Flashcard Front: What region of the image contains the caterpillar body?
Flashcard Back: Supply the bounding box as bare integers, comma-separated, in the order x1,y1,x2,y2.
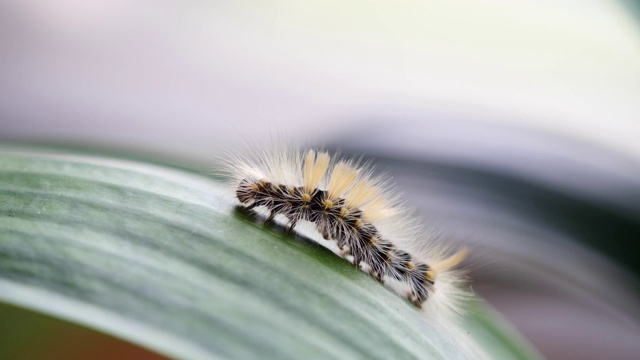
226,147,467,315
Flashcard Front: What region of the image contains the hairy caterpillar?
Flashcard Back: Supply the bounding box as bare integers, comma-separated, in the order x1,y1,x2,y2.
225,147,467,315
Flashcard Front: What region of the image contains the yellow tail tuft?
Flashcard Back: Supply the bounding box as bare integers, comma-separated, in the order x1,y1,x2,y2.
430,248,468,275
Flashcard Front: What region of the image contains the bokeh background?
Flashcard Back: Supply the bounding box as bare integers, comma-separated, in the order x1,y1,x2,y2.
1,1,640,359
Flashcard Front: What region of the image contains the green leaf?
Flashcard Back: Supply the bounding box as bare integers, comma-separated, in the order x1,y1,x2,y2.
0,145,539,359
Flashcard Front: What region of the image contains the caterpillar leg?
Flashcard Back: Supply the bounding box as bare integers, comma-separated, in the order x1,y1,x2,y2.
285,220,298,234
264,211,276,224
244,202,258,211
368,269,384,283
338,246,350,257
405,290,423,308
411,298,423,309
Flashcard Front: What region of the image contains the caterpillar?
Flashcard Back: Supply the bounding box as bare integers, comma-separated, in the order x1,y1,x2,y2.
225,147,467,314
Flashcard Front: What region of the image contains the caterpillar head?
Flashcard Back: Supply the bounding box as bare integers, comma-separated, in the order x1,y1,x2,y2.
236,178,269,205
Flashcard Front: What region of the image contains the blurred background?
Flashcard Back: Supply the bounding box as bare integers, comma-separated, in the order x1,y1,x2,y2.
1,1,640,359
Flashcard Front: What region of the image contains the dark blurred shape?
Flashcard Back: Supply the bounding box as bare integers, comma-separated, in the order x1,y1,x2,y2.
0,301,167,360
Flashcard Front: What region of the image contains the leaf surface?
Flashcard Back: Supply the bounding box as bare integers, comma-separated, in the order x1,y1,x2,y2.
0,146,539,359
